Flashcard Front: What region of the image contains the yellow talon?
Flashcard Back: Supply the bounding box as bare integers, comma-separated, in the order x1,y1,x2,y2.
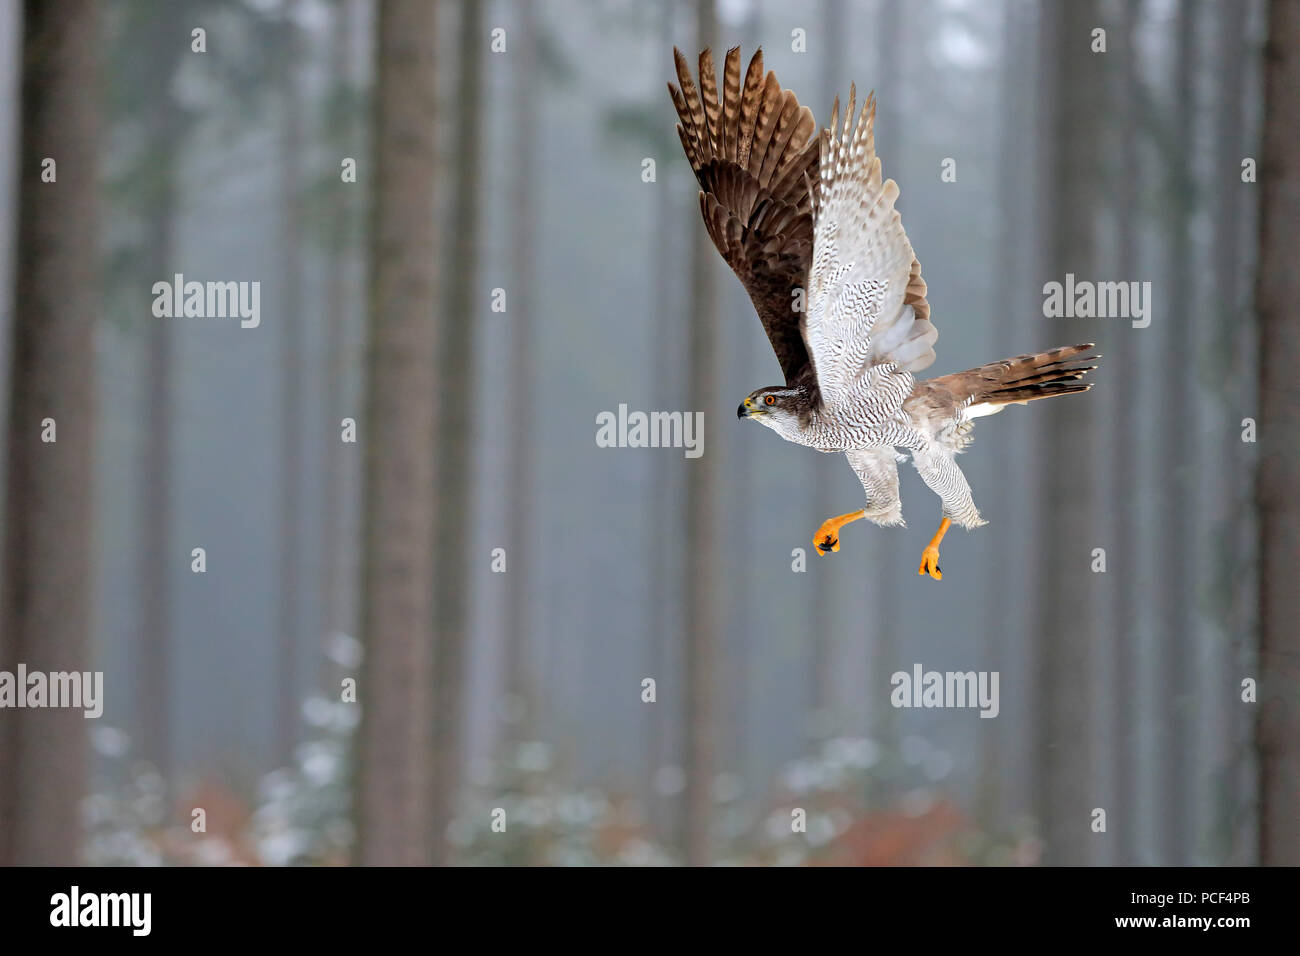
917,517,951,581
813,510,864,556
917,546,942,580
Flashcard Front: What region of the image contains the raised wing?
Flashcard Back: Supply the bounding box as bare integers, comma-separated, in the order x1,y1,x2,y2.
669,46,820,388
804,88,936,405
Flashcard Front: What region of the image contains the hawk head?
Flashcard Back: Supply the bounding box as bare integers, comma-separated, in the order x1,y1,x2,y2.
738,385,815,439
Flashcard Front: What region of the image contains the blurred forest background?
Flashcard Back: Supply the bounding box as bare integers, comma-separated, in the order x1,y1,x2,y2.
0,0,1296,866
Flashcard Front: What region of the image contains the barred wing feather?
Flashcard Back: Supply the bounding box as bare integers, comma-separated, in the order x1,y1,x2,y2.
803,88,936,405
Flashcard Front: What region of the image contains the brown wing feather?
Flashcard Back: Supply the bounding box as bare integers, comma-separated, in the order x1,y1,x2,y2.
905,258,929,322
669,46,819,388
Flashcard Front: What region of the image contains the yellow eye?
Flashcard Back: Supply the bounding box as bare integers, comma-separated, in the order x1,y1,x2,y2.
764,395,776,406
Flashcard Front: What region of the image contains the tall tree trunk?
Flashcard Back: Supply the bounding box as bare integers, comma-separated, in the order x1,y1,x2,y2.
1034,0,1105,865
1211,0,1253,866
979,0,1032,834
431,0,484,866
1157,0,1198,864
646,0,680,843
352,0,439,867
134,7,187,783
276,0,304,768
1108,0,1142,863
319,0,359,661
500,0,538,738
1255,0,1300,868
136,142,175,781
682,0,719,868
0,0,100,866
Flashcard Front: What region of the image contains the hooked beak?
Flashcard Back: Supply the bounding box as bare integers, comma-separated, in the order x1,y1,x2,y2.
738,397,757,419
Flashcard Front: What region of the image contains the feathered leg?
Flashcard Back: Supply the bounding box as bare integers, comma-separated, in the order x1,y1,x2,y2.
909,442,985,580
814,448,905,556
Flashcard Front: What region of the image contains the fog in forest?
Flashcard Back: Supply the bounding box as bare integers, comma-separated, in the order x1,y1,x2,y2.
1,0,1295,867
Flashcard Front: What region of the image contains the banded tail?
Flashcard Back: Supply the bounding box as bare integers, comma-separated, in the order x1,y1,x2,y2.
939,343,1100,416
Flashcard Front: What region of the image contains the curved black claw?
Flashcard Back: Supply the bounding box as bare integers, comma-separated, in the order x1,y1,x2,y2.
815,535,838,555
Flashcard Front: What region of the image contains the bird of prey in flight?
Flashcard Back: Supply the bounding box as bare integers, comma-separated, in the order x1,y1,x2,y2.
669,47,1098,579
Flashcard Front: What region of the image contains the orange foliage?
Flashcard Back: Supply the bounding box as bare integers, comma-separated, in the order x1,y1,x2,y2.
154,779,261,866
812,799,970,866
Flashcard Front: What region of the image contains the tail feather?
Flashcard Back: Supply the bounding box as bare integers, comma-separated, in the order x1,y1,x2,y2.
984,380,1094,405
953,343,1100,410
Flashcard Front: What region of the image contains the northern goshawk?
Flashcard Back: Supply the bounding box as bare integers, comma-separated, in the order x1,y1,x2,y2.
669,46,1098,579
